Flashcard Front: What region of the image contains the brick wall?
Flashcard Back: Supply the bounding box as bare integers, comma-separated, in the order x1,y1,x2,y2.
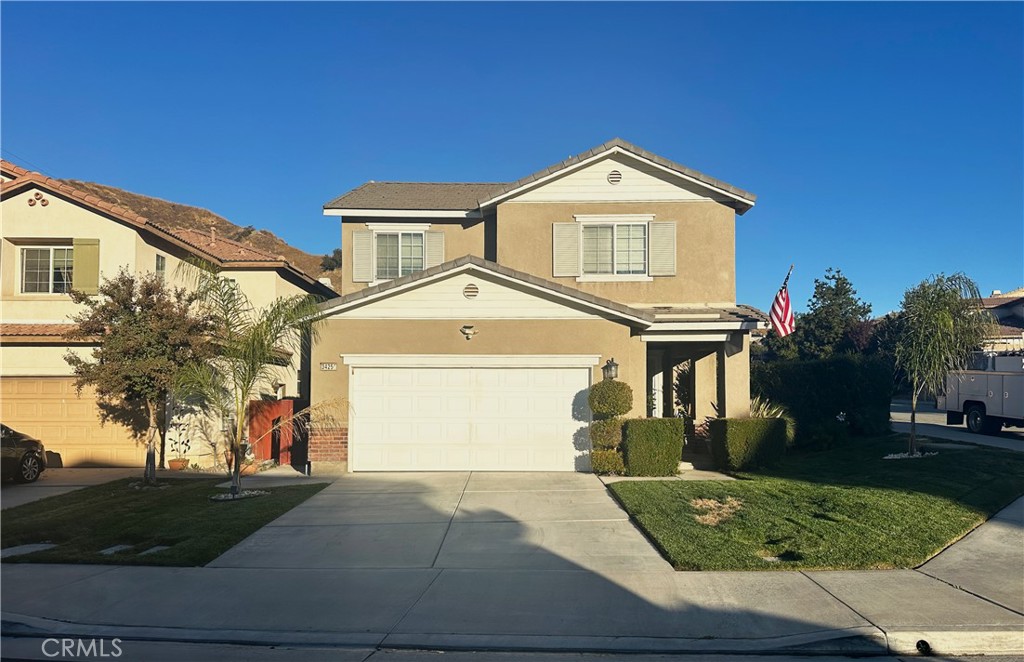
309,427,348,462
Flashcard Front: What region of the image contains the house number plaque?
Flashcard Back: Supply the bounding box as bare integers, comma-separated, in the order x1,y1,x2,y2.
320,362,338,371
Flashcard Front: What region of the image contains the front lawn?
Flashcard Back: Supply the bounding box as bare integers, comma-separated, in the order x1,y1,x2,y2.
610,435,1024,571
1,477,327,566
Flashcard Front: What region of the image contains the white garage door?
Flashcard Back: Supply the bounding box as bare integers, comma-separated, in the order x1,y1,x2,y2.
349,363,592,471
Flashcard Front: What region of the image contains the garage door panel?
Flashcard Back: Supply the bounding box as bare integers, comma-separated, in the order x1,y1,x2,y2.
0,377,145,467
350,364,591,472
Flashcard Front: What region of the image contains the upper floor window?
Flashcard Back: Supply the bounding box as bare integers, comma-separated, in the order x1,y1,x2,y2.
155,254,167,281
351,224,443,285
581,223,647,276
552,215,675,281
376,232,424,280
21,246,73,294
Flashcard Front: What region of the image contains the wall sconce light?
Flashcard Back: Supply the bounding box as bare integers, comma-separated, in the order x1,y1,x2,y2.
460,325,478,340
271,381,285,398
602,358,619,381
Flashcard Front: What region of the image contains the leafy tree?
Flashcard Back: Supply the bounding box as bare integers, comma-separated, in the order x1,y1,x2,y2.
176,264,325,495
760,268,871,361
64,269,212,483
895,273,995,454
321,248,344,271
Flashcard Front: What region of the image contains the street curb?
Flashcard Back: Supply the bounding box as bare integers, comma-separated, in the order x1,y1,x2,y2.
5,612,1022,656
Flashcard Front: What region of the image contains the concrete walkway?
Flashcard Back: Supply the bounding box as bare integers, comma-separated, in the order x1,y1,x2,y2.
1,472,1021,659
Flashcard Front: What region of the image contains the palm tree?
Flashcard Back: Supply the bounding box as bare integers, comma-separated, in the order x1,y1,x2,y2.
895,273,995,455
177,263,324,495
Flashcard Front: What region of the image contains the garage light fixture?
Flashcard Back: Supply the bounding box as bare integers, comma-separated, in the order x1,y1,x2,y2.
602,358,619,380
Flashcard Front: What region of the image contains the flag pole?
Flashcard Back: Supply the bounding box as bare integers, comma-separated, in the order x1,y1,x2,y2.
781,264,794,289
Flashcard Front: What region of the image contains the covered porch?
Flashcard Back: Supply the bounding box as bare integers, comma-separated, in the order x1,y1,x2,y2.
639,306,766,422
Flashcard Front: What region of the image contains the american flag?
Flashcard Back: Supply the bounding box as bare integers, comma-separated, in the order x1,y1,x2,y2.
770,267,795,337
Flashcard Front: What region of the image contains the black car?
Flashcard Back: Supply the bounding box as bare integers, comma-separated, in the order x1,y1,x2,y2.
1,424,47,483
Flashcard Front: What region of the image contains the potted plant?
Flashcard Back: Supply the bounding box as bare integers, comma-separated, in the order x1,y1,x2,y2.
168,437,190,471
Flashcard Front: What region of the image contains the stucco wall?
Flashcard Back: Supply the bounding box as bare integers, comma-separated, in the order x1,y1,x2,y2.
338,217,486,294
496,200,735,306
2,189,140,321
310,317,646,427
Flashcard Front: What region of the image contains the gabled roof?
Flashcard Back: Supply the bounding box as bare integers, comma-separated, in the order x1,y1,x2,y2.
316,254,655,326
477,138,757,213
0,161,335,296
323,138,757,217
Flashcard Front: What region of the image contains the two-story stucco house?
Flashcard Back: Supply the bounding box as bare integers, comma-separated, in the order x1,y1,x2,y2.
309,139,766,472
0,160,336,468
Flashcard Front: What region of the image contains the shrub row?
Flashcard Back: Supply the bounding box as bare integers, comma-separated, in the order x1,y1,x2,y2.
752,355,892,448
623,418,684,477
709,417,788,471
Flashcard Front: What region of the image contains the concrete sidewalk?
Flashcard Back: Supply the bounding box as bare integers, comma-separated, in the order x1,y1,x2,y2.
3,495,1022,658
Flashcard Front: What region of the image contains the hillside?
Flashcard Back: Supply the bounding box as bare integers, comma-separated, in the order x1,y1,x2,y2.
60,179,341,291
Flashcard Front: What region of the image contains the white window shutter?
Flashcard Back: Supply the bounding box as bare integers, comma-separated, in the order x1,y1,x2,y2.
425,231,445,268
649,222,676,277
351,230,373,283
552,223,580,277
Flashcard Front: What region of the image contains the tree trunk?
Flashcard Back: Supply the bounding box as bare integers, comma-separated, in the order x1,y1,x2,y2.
157,397,167,470
908,382,918,456
144,402,158,485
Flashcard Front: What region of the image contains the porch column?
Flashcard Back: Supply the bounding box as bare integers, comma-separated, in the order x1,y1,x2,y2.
693,351,718,421
716,333,750,418
647,350,663,418
661,356,675,418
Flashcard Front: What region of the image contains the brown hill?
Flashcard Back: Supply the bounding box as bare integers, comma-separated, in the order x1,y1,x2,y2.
60,179,341,291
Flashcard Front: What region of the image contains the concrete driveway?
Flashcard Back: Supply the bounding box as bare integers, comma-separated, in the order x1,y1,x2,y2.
209,472,671,573
0,467,141,510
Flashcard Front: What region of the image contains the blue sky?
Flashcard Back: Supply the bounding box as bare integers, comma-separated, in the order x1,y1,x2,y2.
2,2,1021,314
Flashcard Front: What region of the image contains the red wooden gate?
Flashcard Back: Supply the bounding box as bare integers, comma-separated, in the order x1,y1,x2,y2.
248,399,294,465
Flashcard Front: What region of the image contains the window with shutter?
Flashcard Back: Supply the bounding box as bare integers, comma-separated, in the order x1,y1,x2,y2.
563,215,676,281
71,238,100,295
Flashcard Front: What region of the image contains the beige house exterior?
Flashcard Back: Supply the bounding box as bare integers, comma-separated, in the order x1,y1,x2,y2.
981,289,1024,352
0,161,335,468
312,139,766,472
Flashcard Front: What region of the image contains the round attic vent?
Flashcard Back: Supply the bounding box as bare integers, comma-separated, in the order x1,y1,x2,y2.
463,283,480,299
607,170,622,185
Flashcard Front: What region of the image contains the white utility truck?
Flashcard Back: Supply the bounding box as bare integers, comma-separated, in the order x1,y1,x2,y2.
937,352,1024,434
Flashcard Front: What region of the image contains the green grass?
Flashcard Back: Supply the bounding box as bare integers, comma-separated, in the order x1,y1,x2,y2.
1,477,327,566
610,434,1024,571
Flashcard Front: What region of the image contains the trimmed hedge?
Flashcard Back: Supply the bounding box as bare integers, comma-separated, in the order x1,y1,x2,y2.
709,417,788,472
590,418,624,450
752,355,892,448
591,449,625,475
589,380,633,420
623,418,684,477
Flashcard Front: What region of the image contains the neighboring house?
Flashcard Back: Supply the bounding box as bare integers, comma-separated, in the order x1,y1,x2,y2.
982,288,1024,352
0,161,336,468
310,138,767,472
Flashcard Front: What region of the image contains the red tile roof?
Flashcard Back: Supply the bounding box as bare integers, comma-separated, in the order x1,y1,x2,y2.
0,160,334,295
167,228,284,264
0,323,77,337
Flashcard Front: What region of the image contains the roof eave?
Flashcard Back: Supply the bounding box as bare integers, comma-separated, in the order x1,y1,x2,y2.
323,208,482,219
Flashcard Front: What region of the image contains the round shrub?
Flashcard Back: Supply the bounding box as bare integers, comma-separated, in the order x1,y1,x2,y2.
591,449,625,475
590,418,624,450
589,380,633,420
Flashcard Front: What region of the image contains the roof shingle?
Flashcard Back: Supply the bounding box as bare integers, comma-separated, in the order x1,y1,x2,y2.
324,182,505,211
